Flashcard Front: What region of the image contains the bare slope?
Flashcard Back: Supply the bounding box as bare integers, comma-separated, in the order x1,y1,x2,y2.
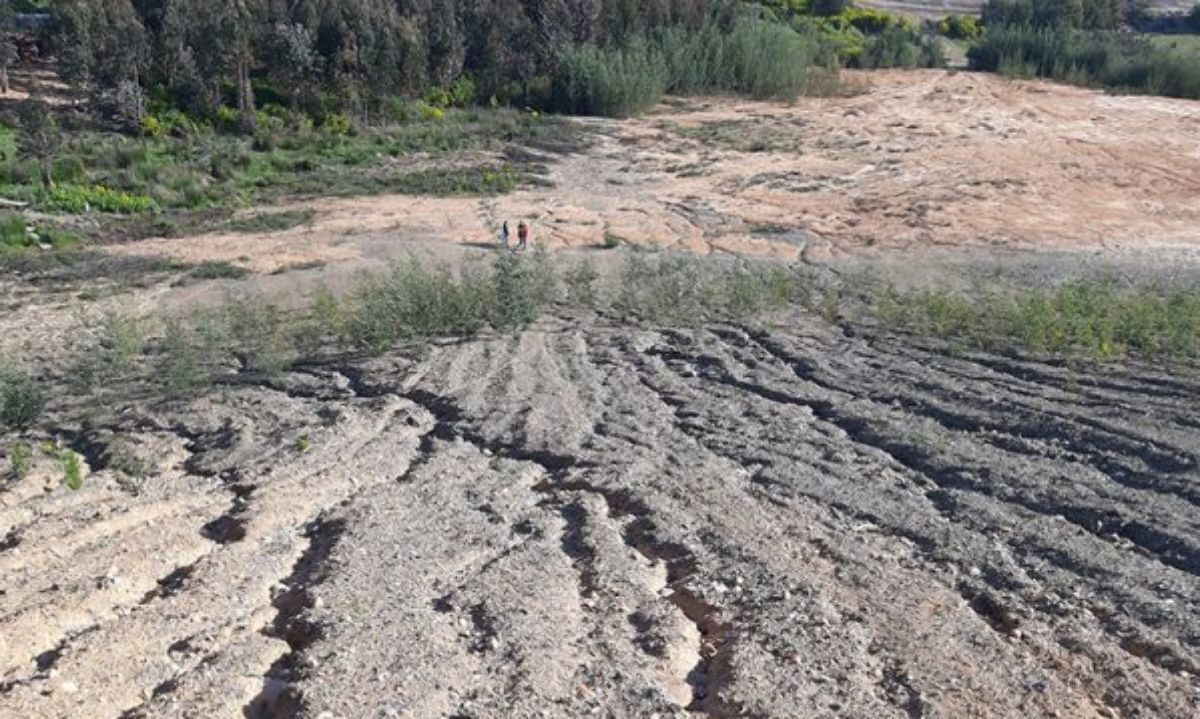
2,311,1197,718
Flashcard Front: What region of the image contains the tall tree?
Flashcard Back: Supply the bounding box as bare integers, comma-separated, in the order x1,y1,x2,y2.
0,1,15,95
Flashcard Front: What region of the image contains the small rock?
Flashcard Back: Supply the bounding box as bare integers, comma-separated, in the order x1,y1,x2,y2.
59,680,78,694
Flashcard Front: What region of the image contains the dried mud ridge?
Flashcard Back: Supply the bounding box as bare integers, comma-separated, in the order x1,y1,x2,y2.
2,314,1199,718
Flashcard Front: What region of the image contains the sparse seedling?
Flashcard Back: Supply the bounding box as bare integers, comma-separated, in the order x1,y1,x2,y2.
61,451,84,491
8,442,31,480
295,436,311,453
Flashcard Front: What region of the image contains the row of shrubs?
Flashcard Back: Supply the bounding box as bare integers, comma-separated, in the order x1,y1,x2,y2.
968,26,1200,100
549,18,838,117
874,279,1200,360
63,250,806,400
7,248,1200,436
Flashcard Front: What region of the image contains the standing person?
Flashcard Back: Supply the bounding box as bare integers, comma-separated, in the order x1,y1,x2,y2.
499,221,510,248
517,221,529,250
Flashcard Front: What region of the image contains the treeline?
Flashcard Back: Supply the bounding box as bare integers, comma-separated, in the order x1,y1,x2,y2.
0,0,958,127
12,0,740,128
968,0,1200,100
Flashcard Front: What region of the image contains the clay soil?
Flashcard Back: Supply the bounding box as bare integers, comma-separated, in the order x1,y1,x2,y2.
1,71,1199,719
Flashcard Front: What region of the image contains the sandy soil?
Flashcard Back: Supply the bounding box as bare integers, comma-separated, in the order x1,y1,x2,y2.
107,71,1200,273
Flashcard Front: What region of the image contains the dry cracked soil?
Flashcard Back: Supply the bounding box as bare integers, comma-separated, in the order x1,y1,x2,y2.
2,70,1200,719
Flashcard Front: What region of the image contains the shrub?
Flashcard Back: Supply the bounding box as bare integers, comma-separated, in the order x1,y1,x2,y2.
551,40,668,118
938,14,982,40
0,368,44,431
872,278,1200,361
8,442,31,480
75,309,148,389
564,258,600,307
661,18,832,100
190,261,250,280
320,112,354,136
140,114,166,139
61,451,84,491
968,27,1200,100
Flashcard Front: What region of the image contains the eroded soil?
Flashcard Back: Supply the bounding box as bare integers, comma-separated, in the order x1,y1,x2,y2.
3,70,1200,718
2,311,1198,718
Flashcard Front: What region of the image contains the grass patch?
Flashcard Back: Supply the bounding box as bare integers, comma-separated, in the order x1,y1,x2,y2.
869,279,1200,361
189,261,251,280
384,164,519,197
220,209,316,234
673,121,791,153
612,253,799,324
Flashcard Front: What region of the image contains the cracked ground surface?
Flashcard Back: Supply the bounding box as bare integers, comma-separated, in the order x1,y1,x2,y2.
2,310,1198,718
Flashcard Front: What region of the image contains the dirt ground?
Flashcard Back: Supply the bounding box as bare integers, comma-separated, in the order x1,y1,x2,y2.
2,70,1200,719
2,313,1198,719
858,1,1196,18
106,70,1200,274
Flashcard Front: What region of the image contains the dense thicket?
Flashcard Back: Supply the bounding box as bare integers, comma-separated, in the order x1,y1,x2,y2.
10,0,956,124
43,0,727,123
980,0,1126,31
550,17,833,117
968,25,1200,100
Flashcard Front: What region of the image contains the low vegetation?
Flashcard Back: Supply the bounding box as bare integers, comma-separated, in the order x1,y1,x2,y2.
0,111,569,216
968,0,1200,100
1,245,1197,443
0,366,44,431
871,278,1200,360
969,26,1200,100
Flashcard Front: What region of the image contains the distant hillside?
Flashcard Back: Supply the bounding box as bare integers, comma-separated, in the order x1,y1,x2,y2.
858,0,1196,18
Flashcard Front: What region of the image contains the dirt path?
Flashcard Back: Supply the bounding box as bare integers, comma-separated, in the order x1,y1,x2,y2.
2,311,1197,718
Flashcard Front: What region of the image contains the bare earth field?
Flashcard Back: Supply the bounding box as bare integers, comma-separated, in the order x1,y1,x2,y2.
858,1,1197,18
100,70,1200,274
2,71,1199,718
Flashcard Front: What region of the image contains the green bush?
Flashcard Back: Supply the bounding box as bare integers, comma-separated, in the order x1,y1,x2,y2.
27,184,159,214
551,41,668,118
550,17,835,117
320,112,354,136
662,18,831,100
968,27,1200,100
8,442,31,480
938,14,982,40
614,253,796,324
0,368,45,431
858,26,946,69
61,451,84,491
